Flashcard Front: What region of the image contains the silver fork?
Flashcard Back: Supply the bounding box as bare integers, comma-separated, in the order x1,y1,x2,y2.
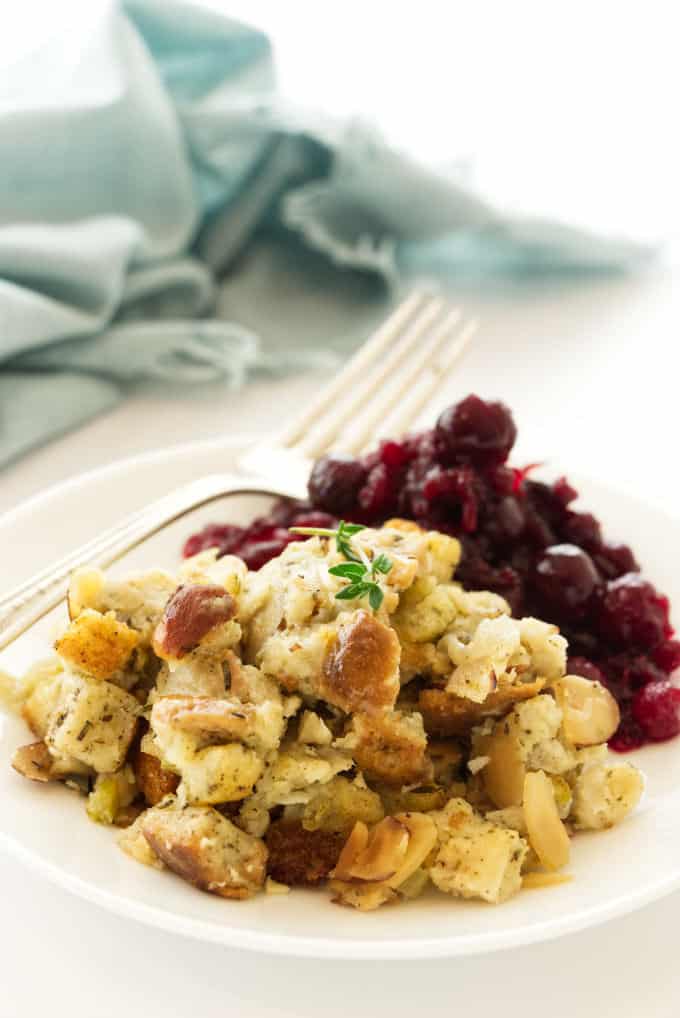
0,290,475,651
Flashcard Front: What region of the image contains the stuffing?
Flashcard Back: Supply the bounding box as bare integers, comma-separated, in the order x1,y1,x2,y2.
68,567,177,644
86,766,138,825
330,812,438,910
443,614,521,703
320,611,401,713
392,584,460,644
133,748,180,806
154,657,228,698
152,584,238,661
8,518,645,913
265,819,345,886
140,804,267,899
151,693,285,755
239,744,353,836
297,710,333,746
11,741,57,783
21,658,65,737
570,761,644,830
259,610,401,714
301,776,384,833
418,677,546,737
428,798,528,903
339,710,432,787
45,674,139,773
55,610,139,683
178,551,247,596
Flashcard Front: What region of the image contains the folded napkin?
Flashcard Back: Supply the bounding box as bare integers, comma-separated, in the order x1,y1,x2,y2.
0,0,653,469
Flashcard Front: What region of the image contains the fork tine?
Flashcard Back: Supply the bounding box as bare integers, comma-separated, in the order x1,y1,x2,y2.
279,289,433,449
365,318,477,448
296,294,449,459
333,311,473,455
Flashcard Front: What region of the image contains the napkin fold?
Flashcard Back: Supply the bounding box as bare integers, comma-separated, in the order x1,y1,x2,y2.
0,0,654,469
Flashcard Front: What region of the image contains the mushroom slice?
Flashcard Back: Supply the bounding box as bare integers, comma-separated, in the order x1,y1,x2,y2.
152,584,237,660
523,770,570,870
11,741,55,783
552,674,620,746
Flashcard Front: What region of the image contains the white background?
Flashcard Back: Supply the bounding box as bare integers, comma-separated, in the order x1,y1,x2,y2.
1,2,680,1015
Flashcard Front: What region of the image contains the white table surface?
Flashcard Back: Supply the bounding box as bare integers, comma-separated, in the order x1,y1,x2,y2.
1,263,679,1017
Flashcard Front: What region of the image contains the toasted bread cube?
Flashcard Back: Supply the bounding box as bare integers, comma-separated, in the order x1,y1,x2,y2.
134,749,180,806
46,675,138,773
429,798,527,903
571,761,644,830
22,663,64,737
141,805,267,899
265,819,345,886
180,743,264,805
345,710,432,787
56,610,139,681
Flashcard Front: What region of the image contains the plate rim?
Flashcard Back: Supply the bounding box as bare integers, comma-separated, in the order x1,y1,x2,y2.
1,434,679,959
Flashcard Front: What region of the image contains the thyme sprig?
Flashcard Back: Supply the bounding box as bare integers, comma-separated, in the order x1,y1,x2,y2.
289,521,392,610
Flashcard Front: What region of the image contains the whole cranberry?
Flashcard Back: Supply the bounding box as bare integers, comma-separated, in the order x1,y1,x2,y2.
182,524,243,559
632,680,680,741
562,511,602,549
290,510,337,530
358,463,394,517
598,574,671,651
608,717,646,753
593,542,640,580
308,455,366,515
435,395,517,466
532,544,600,619
653,639,680,675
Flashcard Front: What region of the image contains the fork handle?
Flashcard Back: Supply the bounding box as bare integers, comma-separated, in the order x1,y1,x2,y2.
0,473,302,653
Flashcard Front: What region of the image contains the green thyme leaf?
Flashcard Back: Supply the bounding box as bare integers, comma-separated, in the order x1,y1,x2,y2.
335,582,371,600
371,553,393,575
328,563,366,580
287,519,391,611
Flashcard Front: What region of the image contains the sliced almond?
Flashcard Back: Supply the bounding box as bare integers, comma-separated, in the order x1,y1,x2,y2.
347,816,409,882
552,674,620,746
523,770,570,870
332,821,370,881
388,812,437,889
479,728,526,808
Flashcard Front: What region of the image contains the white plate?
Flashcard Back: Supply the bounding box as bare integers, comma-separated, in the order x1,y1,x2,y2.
0,436,679,960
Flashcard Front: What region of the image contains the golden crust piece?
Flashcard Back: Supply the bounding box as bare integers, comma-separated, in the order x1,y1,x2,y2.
265,819,345,886
56,610,139,681
349,711,433,787
418,677,546,737
133,749,180,806
141,805,267,899
321,611,400,714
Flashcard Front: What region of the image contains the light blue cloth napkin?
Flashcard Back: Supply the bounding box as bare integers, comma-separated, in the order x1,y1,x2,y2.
0,0,653,469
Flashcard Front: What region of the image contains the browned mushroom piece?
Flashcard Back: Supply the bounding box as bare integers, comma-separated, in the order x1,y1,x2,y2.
418,677,546,737
141,806,267,899
133,748,180,806
11,741,56,783
321,611,400,714
264,819,345,886
152,584,237,660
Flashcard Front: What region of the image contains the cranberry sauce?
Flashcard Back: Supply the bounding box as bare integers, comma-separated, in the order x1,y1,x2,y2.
184,395,679,751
